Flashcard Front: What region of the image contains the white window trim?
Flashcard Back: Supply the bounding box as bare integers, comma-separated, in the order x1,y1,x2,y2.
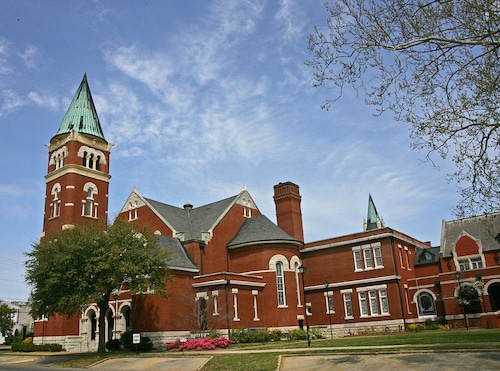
212,290,219,316
232,288,239,321
342,292,353,319
352,243,383,272
252,290,259,321
324,291,334,314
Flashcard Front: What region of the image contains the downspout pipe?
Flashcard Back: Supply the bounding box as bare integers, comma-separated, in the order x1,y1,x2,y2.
390,229,407,329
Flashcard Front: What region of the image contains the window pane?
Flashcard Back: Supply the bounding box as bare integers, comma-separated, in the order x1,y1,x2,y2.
359,292,368,316
364,249,373,268
373,246,383,267
471,258,483,269
344,293,352,317
354,250,363,270
379,289,389,314
459,260,469,271
369,290,378,314
276,262,285,306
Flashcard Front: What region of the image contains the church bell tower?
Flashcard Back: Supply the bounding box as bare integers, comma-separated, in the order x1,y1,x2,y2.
43,74,113,238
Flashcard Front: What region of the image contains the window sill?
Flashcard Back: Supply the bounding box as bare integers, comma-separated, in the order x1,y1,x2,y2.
277,305,288,309
82,215,98,220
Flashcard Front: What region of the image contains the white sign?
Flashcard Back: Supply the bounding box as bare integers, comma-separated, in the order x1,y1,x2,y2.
132,333,141,344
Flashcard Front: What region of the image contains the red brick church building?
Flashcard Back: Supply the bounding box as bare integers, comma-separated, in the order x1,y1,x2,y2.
33,75,500,351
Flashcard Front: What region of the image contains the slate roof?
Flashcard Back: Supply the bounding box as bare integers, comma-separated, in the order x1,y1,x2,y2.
440,212,500,258
227,215,302,248
53,73,106,142
144,195,238,240
157,235,198,272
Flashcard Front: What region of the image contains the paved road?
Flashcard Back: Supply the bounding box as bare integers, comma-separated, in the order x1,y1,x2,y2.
1,351,499,370
279,352,500,371
89,356,212,370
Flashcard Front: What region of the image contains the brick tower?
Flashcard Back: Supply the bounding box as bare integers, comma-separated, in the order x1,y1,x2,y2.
273,181,304,242
43,74,112,238
35,74,112,343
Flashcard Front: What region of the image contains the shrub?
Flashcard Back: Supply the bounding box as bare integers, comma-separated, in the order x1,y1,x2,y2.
407,323,424,332
231,329,278,343
120,331,133,349
207,330,222,338
22,337,33,344
309,328,325,339
11,343,35,352
269,329,282,341
288,329,307,340
11,343,63,352
105,339,121,351
138,336,153,351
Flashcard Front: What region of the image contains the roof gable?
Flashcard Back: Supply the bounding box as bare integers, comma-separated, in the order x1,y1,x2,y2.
440,212,500,257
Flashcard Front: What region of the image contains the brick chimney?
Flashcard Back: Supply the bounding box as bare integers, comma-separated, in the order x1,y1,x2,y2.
273,181,304,242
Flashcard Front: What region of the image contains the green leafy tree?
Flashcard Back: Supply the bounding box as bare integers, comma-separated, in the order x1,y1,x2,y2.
0,303,15,338
25,218,172,353
307,0,500,217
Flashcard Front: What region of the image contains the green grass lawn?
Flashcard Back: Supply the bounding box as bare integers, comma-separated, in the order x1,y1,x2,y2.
45,328,500,370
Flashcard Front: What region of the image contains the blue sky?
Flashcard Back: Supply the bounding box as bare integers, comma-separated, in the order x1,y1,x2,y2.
0,0,458,302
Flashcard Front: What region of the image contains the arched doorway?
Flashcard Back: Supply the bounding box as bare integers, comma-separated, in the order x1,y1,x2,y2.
88,309,97,341
488,282,500,311
106,309,114,341
121,305,132,333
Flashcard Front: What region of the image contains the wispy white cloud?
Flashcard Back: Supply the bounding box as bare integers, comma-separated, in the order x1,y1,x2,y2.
18,44,38,69
0,90,25,117
275,0,306,43
28,91,60,111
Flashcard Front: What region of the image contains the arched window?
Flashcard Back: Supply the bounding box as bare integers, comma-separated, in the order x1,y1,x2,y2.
50,146,68,170
78,146,106,170
276,261,286,306
294,261,301,307
417,292,436,316
51,183,61,218
85,188,94,217
83,182,98,218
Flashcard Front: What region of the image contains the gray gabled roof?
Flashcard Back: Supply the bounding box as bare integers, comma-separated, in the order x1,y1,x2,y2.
53,73,106,142
144,195,239,240
414,246,440,266
440,212,500,258
157,235,198,272
227,215,302,248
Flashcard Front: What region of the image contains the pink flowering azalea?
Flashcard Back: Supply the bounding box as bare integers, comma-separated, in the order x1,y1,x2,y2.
166,336,233,351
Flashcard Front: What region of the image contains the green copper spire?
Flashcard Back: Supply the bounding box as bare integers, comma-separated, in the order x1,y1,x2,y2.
53,74,106,142
366,194,384,230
